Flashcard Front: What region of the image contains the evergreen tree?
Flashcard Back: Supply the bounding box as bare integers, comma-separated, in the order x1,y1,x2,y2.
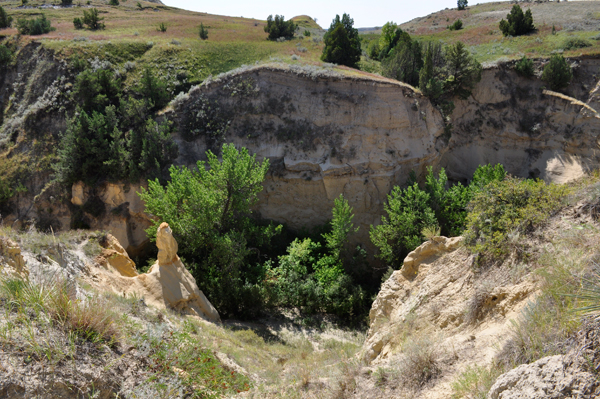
0,6,13,29
199,22,208,40
457,0,468,11
541,54,572,91
264,15,296,40
321,13,361,68
499,5,534,37
444,41,482,99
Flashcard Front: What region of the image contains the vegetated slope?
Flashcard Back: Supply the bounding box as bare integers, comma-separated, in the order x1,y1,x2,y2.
395,1,600,63
0,227,364,398
3,171,600,398
3,0,324,73
350,174,600,399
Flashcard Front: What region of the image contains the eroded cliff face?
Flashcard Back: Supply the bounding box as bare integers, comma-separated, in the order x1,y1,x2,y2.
169,65,446,240
444,58,600,184
166,61,600,242
1,46,600,254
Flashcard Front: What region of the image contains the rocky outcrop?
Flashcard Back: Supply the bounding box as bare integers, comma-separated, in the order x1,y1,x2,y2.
90,224,220,322
488,318,600,399
0,237,28,277
97,234,138,278
488,355,599,399
401,236,463,279
169,61,600,246
360,236,538,398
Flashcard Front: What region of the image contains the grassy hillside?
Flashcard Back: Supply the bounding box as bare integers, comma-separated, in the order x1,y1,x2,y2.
0,0,326,86
366,1,600,64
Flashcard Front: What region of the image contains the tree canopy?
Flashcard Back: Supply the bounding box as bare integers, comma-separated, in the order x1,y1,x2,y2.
499,5,534,37
321,13,361,68
264,15,296,40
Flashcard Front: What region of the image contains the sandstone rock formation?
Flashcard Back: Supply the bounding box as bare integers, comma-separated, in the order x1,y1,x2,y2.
488,355,599,399
90,224,220,322
97,234,138,277
401,236,462,279
0,237,28,277
360,236,538,398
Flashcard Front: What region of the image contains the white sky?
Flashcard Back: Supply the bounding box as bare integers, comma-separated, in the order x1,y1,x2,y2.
161,0,505,29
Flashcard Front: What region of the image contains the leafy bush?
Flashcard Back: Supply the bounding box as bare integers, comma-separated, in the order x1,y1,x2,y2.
371,164,506,268
268,195,367,318
138,144,281,318
448,19,463,31
541,54,572,91
157,22,167,32
198,22,208,40
370,182,437,267
321,13,361,68
304,29,311,37
0,6,13,29
0,45,13,68
264,14,296,41
563,37,591,50
61,0,73,5
464,177,569,261
457,0,468,11
514,56,534,77
108,0,119,5
73,17,83,29
82,8,104,30
16,14,55,35
499,5,534,37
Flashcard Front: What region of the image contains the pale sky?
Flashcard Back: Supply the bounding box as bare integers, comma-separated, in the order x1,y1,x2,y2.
161,0,505,29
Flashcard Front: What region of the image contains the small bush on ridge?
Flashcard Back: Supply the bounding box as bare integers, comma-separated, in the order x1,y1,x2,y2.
499,5,534,37
515,56,534,77
16,14,54,35
541,54,572,91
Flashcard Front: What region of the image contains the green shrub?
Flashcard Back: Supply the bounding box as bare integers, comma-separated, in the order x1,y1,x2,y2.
457,0,468,11
541,54,572,91
448,19,463,31
157,22,167,32
464,177,569,261
61,0,73,5
73,17,83,29
382,36,423,86
514,56,534,77
303,29,311,37
138,65,170,111
108,0,119,5
138,144,281,318
82,8,104,30
0,45,12,68
264,14,296,41
563,37,591,50
269,195,367,318
499,5,534,37
198,22,208,40
370,182,437,267
371,164,506,268
321,13,361,68
0,6,13,29
16,14,55,35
